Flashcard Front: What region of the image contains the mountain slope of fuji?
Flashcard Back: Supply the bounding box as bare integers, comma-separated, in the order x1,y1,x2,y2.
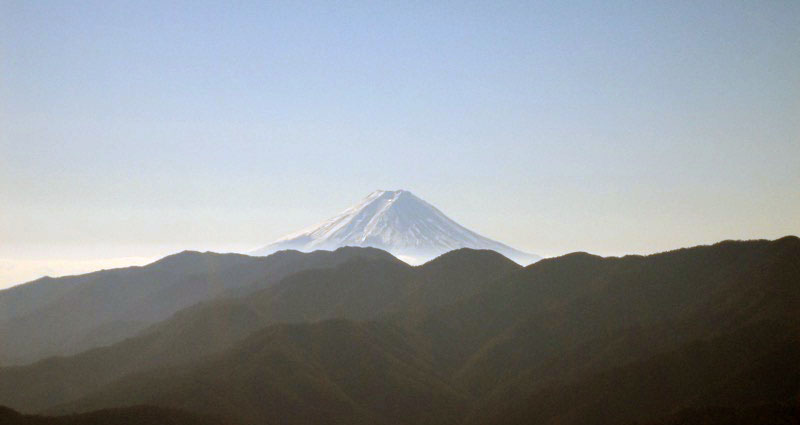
252,190,540,265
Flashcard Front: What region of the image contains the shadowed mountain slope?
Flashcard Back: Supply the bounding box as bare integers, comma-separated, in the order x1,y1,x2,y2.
449,236,800,424
0,237,797,425
59,321,467,425
0,248,517,413
0,247,395,366
638,404,799,425
0,405,220,425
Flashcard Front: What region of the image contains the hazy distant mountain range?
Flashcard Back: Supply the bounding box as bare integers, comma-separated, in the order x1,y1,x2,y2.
0,236,797,425
252,190,540,265
0,248,393,365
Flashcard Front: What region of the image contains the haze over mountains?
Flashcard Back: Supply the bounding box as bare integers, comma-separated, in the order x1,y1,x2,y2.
0,248,394,365
0,236,797,425
5,1,798,423
0,189,535,366
252,190,540,265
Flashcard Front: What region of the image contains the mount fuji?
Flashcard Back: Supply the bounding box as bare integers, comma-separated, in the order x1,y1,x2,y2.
252,190,540,265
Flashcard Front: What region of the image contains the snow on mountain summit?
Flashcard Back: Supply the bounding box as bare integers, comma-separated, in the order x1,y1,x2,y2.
252,190,540,265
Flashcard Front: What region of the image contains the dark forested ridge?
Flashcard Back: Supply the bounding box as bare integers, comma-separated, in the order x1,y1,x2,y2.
0,237,797,425
0,247,397,366
0,405,220,425
0,248,517,413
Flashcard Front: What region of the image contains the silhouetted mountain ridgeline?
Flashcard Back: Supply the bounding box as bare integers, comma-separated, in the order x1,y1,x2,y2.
0,237,796,425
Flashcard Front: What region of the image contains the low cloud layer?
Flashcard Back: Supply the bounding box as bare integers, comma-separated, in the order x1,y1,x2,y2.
0,257,154,289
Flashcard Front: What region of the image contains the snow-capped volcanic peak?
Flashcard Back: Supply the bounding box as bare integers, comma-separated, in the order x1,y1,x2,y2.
253,190,539,265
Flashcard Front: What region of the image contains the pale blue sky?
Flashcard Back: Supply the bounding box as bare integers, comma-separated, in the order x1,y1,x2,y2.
1,1,799,287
